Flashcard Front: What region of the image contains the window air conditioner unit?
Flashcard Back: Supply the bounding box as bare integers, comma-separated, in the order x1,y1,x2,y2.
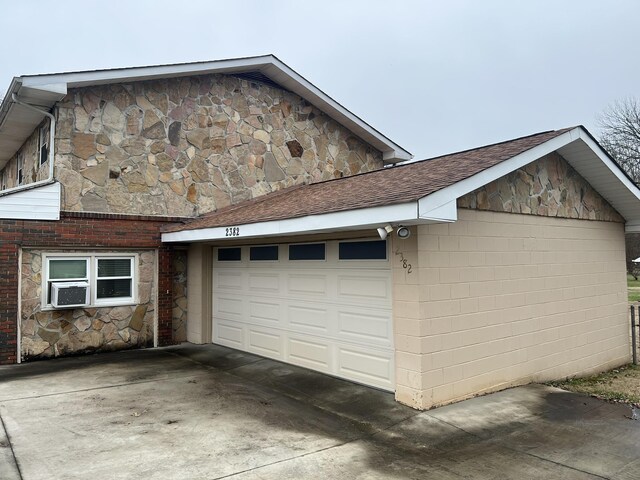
51,282,90,308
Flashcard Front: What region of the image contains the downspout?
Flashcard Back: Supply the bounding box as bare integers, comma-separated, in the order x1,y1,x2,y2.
0,94,56,197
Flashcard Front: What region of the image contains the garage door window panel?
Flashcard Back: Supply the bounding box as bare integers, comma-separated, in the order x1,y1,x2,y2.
289,243,325,261
218,247,242,261
339,240,387,260
250,245,279,261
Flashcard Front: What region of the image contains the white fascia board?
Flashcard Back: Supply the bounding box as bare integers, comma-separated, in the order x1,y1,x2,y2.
19,56,412,163
19,56,275,88
573,129,640,202
419,200,458,222
162,202,419,243
418,129,580,218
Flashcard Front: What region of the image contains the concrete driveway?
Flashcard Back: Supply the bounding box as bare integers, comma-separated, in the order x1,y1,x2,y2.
1,344,639,479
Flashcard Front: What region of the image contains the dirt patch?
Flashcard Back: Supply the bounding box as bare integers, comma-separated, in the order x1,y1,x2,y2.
548,364,640,406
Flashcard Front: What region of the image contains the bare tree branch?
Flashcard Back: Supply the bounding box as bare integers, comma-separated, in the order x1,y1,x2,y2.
598,97,640,184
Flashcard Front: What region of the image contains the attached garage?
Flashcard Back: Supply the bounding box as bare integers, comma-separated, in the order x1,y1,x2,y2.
164,126,640,410
211,240,394,390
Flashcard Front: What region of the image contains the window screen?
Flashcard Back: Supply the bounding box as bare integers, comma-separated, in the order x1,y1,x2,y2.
218,247,242,261
339,240,387,260
250,245,278,261
288,243,325,260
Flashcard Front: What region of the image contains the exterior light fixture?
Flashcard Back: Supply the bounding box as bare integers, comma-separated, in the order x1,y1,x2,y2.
377,224,393,240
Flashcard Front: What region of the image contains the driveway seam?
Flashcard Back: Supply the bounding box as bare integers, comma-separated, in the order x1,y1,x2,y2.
0,408,23,480
0,372,212,402
422,413,610,480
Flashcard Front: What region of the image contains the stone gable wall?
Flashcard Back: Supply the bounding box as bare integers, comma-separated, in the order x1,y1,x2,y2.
0,119,50,189
457,152,624,223
20,249,156,360
54,74,384,216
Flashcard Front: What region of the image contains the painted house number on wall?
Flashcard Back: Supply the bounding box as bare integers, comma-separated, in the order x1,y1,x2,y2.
225,227,240,237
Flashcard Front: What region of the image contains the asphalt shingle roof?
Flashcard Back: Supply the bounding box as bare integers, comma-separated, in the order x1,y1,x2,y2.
163,128,573,233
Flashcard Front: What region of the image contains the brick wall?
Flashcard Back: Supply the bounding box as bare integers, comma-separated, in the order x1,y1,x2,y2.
0,212,184,364
394,209,628,409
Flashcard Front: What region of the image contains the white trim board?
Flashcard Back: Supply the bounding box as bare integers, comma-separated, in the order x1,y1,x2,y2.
162,202,421,243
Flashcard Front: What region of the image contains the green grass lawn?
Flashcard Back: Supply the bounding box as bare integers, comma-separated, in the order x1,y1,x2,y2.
548,364,640,406
628,274,640,302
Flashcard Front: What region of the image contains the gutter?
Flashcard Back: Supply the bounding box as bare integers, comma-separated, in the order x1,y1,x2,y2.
0,93,56,197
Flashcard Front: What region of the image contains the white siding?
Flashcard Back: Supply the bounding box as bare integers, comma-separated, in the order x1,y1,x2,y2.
0,182,60,220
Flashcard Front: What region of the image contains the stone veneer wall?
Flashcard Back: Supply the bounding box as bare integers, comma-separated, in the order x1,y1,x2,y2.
54,74,383,216
20,249,156,360
172,249,187,342
0,119,50,189
457,152,624,222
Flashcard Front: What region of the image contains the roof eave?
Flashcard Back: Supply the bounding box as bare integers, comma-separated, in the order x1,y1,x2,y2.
161,201,438,243
6,55,411,164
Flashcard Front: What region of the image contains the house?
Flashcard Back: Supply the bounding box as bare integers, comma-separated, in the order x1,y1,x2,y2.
1,55,639,410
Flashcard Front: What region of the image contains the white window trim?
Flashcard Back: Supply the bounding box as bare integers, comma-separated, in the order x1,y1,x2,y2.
41,252,138,310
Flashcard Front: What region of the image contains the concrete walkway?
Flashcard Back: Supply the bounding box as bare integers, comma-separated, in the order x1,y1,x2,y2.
0,344,639,479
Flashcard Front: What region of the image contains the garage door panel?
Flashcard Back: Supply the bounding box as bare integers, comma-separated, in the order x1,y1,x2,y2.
287,274,327,296
247,328,284,358
215,322,244,349
337,346,394,390
215,296,244,319
249,272,280,292
215,270,244,290
337,275,390,302
287,336,331,371
337,310,392,346
288,303,330,332
249,300,281,324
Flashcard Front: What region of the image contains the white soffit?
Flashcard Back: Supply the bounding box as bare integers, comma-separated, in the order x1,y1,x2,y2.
0,55,411,168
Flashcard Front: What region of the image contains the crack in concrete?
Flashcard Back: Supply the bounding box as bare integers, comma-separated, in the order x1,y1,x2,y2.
0,408,23,480
0,372,211,403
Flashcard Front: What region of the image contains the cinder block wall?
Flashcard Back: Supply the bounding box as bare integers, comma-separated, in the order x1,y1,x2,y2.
394,209,628,409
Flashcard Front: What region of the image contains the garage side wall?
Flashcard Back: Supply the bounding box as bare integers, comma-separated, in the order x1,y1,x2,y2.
413,210,628,409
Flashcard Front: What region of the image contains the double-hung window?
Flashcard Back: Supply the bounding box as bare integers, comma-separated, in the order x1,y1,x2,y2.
43,254,137,308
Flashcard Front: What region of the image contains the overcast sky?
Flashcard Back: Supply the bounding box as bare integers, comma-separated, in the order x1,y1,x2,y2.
1,0,639,160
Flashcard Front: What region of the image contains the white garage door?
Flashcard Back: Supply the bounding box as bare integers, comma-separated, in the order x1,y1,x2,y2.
212,239,394,391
